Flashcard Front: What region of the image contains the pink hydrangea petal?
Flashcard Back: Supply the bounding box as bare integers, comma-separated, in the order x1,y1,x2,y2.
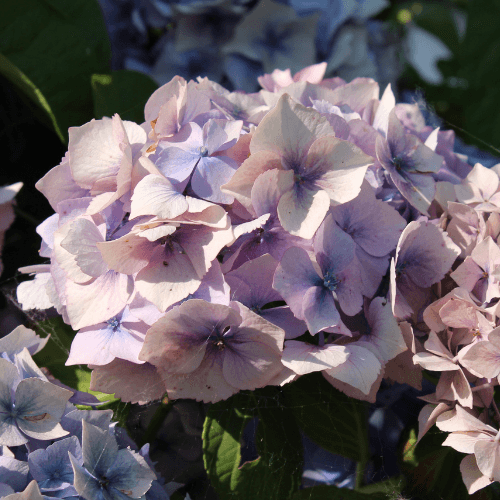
327,78,380,114
474,440,500,481
222,331,283,391
471,236,500,273
158,356,237,403
135,249,202,312
90,359,165,405
413,352,459,371
450,256,485,292
363,297,407,364
281,341,348,375
459,341,500,379
460,455,492,494
97,232,156,275
436,369,473,408
323,344,382,396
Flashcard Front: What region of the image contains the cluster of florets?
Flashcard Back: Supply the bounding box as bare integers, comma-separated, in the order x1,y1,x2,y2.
17,63,495,491
399,161,500,494
0,326,166,499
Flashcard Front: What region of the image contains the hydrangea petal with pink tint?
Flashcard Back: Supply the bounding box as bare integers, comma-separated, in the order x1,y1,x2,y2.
90,359,165,405
258,62,328,92
451,237,500,303
281,340,348,375
455,163,500,211
384,322,423,390
323,344,382,397
460,455,493,494
460,330,500,379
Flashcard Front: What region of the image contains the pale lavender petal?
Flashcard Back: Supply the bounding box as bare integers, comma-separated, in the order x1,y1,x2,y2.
302,285,340,334
191,156,239,204
314,214,355,274
65,271,134,330
273,247,322,320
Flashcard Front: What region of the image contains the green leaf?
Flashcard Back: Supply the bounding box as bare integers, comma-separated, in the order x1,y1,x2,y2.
91,70,158,124
283,372,369,463
0,0,111,142
33,317,117,404
203,387,303,499
401,426,471,500
0,53,64,141
292,485,386,500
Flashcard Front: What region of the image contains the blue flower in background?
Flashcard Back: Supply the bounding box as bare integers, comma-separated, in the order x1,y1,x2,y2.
28,437,81,497
0,359,72,447
69,421,156,500
222,0,318,76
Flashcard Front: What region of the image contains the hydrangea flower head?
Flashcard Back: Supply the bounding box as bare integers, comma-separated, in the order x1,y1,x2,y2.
139,299,285,402
69,420,156,500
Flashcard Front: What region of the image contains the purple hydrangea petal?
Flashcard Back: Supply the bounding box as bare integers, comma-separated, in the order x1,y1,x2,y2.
191,156,239,204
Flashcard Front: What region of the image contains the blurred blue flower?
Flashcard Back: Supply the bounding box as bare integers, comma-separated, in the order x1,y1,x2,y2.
69,421,156,500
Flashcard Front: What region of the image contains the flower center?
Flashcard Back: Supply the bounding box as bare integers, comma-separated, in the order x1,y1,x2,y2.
199,146,209,157
323,271,340,291
107,317,120,331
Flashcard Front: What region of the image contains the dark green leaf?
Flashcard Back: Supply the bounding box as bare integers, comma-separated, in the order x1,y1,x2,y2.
203,387,303,499
402,426,469,500
0,0,111,142
292,485,386,500
91,70,158,124
0,53,64,141
283,372,369,463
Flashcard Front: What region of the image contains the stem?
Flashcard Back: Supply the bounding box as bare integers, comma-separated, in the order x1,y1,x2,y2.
140,395,172,447
355,460,367,490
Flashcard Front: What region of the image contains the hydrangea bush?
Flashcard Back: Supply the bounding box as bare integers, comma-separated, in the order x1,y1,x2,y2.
15,62,500,495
